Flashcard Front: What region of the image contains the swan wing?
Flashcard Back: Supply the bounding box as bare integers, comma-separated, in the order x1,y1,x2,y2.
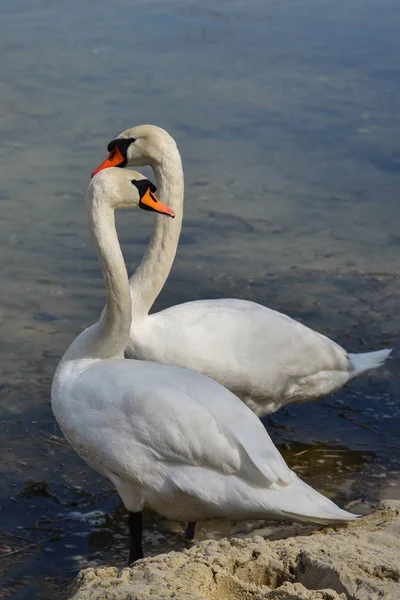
172,365,292,485
70,360,293,488
129,298,353,416
148,298,350,369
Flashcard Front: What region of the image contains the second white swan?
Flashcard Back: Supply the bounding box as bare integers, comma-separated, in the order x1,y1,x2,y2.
91,125,392,417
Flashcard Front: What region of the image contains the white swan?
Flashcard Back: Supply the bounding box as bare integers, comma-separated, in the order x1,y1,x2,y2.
91,125,392,417
52,167,357,563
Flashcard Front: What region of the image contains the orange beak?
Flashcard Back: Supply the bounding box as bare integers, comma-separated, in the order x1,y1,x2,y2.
140,188,175,218
91,147,127,178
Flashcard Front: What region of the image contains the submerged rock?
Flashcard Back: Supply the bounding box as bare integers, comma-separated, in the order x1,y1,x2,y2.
68,500,400,600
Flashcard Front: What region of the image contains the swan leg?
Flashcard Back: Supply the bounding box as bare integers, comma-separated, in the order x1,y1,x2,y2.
128,511,144,564
184,521,197,542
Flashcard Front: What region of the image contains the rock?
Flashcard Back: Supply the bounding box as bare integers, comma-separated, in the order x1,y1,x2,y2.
68,501,400,600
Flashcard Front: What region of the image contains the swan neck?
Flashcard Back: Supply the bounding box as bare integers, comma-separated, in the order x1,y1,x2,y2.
129,148,184,319
69,198,131,360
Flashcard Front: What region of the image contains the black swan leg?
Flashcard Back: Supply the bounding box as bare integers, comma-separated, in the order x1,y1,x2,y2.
128,511,144,564
184,521,197,542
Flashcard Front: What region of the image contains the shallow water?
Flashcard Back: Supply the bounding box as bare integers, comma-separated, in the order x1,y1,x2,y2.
0,0,400,597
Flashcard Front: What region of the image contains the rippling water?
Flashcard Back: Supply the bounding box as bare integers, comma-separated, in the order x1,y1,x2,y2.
1,0,400,597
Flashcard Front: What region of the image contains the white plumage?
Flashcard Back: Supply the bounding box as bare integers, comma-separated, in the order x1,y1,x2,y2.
92,124,391,417
52,167,357,559
53,358,356,525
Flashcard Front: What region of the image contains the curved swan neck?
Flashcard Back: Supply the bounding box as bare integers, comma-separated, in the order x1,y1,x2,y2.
92,199,131,357
129,146,184,319
66,194,132,361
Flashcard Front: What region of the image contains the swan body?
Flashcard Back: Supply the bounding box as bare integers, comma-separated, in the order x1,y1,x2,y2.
91,125,392,417
53,357,356,525
126,298,391,416
52,167,356,559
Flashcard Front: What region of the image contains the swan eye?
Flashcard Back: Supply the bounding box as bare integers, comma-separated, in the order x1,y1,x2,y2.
107,137,136,157
131,179,157,199
133,180,174,217
91,139,135,177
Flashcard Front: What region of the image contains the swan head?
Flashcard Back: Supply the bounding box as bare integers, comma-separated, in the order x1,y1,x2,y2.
87,168,175,216
91,125,178,176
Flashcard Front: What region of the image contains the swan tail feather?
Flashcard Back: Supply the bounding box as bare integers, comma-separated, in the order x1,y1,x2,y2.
268,475,359,525
348,348,392,377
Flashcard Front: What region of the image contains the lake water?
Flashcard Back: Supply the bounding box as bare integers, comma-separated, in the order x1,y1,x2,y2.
0,0,400,597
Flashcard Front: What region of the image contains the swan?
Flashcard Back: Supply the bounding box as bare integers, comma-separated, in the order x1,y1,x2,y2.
91,125,392,418
52,167,357,564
